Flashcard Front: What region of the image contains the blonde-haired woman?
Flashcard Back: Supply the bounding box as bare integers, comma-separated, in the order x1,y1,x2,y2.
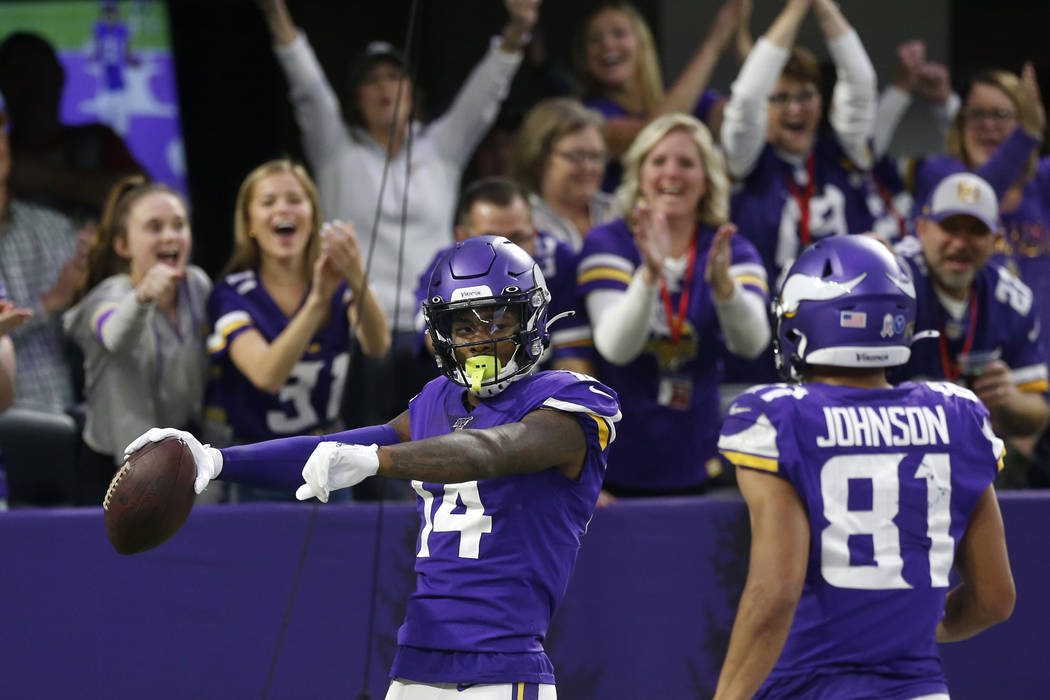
513,97,618,251
573,0,745,192
577,113,770,496
63,176,211,503
205,159,389,500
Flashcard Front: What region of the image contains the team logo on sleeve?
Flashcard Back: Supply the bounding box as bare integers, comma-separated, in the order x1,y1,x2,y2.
451,416,476,431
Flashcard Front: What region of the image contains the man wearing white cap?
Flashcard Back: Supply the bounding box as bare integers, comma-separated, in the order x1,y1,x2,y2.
894,172,1049,441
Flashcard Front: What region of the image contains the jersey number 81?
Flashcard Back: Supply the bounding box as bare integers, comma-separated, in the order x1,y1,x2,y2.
820,453,954,590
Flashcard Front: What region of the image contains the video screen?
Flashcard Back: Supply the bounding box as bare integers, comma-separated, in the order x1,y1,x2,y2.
0,0,187,194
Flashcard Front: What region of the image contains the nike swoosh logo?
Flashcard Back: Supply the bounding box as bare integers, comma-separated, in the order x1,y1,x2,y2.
729,405,751,415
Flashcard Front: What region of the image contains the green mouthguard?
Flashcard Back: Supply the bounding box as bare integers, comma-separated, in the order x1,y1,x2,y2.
464,355,501,392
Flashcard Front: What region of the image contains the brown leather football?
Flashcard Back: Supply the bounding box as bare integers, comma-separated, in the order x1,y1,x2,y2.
103,436,196,555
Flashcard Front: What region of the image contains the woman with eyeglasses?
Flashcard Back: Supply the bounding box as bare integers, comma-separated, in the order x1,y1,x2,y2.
720,0,888,382
913,64,1047,250
721,0,887,276
512,98,620,251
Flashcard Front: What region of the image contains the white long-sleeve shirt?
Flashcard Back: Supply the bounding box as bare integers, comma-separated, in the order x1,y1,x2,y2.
274,33,522,331
722,31,877,179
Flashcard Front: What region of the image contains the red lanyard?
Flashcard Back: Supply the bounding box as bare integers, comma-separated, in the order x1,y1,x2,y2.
783,153,816,245
659,233,699,346
872,173,908,240
937,289,978,381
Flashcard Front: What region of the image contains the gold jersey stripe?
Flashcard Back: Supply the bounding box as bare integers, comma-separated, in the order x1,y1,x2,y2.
719,449,778,473
207,318,253,353
1017,378,1049,393
578,267,633,286
587,413,610,451
733,273,769,294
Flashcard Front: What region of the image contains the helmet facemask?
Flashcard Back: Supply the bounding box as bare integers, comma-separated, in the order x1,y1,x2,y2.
424,235,553,397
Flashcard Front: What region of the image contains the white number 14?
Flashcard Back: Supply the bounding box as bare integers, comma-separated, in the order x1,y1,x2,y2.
412,481,492,559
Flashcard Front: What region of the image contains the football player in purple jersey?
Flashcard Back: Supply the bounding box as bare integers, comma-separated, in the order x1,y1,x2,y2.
413,177,594,376
714,235,1015,699
125,235,621,699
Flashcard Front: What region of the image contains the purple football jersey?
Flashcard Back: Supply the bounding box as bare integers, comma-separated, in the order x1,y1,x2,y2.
205,270,354,442
391,370,620,684
577,218,768,490
719,381,1004,699
730,131,897,284
893,236,1049,393
413,230,594,365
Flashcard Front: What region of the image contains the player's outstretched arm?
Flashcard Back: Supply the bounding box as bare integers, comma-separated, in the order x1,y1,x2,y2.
714,468,810,700
937,485,1015,643
124,417,407,496
296,408,587,502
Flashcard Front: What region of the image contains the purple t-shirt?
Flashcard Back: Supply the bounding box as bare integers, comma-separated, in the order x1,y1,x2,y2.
577,218,767,490
719,381,1003,699
892,236,1048,393
391,370,620,684
205,270,353,442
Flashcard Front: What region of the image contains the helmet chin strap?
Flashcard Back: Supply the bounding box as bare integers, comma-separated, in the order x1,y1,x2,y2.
547,309,575,329
911,329,940,344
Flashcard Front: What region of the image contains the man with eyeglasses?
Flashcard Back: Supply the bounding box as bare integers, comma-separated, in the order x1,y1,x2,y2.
413,177,595,377
719,0,895,382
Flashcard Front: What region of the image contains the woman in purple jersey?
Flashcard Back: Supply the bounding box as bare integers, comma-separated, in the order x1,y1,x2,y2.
577,113,770,496
715,235,1015,700
204,159,389,501
124,236,621,699
572,0,745,191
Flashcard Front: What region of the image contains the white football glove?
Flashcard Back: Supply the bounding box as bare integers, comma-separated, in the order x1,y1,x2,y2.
123,427,223,495
296,442,379,503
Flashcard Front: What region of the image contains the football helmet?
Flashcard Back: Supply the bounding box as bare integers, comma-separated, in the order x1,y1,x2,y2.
423,235,552,397
773,235,917,381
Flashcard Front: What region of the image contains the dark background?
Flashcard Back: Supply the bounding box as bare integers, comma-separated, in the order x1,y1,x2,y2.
158,0,1049,277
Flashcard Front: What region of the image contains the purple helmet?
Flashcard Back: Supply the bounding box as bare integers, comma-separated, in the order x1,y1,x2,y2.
773,235,917,381
423,235,552,397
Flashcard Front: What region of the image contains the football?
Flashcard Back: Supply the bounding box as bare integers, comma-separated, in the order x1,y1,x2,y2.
103,436,196,555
